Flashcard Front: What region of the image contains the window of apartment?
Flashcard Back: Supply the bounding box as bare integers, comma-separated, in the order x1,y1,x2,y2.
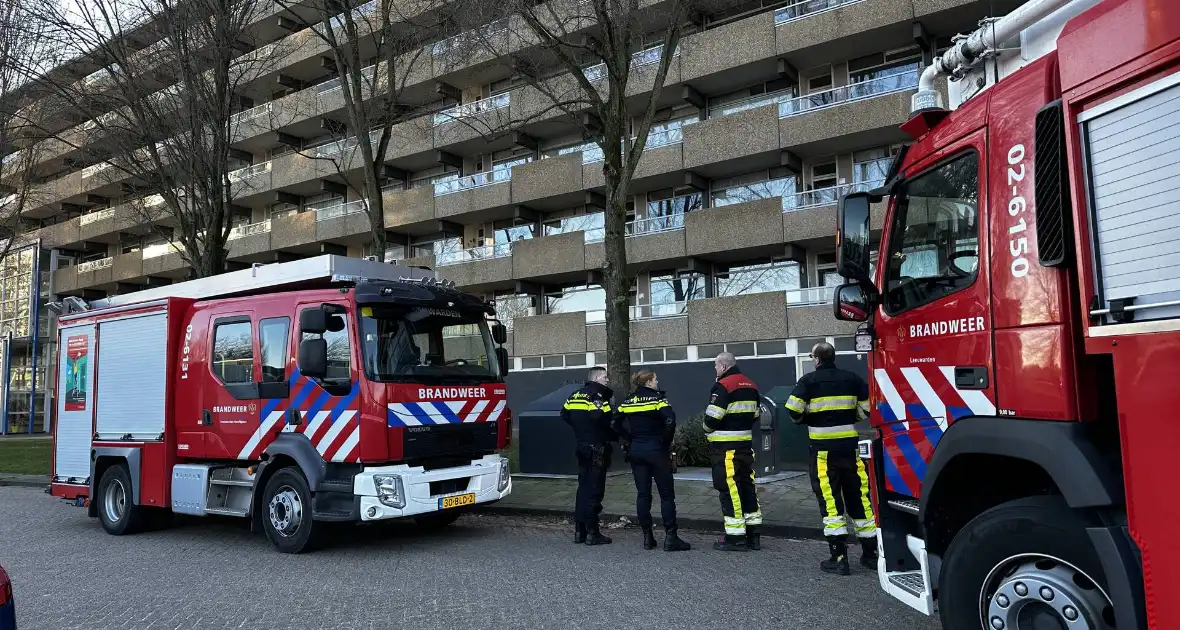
490,292,535,329
712,167,796,207
212,319,253,384
853,146,901,187
484,75,524,97
545,285,606,321
648,271,706,314
715,259,802,297
410,167,459,189
120,234,142,255
642,113,697,149
269,202,300,220
807,70,833,93
641,186,701,233
849,46,922,86
486,218,534,245
303,193,344,211
544,212,604,239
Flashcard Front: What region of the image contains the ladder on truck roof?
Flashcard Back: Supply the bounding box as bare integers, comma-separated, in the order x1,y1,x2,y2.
85,255,440,309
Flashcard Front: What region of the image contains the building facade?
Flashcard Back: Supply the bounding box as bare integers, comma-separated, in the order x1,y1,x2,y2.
2,0,1021,423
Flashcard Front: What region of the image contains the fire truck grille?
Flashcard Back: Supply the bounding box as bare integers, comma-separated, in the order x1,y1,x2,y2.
402,422,497,461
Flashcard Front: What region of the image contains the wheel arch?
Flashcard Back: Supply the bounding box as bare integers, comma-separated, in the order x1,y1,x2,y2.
919,416,1124,557
249,433,325,531
88,447,142,518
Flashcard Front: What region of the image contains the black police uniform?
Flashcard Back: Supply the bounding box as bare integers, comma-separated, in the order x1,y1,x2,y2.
785,361,876,574
703,366,763,551
613,386,691,551
560,380,615,544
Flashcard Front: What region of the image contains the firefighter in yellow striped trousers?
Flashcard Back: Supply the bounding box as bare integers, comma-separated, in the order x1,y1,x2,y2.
703,353,763,552
785,342,876,575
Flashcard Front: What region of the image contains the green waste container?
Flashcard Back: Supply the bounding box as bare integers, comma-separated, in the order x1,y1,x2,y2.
765,385,811,472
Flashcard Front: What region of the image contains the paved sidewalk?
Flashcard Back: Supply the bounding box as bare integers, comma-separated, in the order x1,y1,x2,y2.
483,469,826,540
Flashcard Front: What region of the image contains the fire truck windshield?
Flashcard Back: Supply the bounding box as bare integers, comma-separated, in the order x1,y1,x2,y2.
358,304,500,383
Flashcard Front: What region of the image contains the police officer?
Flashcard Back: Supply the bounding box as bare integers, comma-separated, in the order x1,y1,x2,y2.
704,353,763,552
785,342,876,575
613,370,691,552
560,366,616,545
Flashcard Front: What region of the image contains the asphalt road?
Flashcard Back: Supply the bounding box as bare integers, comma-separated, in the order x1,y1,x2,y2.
0,486,941,630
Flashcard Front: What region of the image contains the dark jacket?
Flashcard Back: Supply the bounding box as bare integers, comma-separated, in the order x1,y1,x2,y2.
784,362,869,448
560,381,616,447
703,366,761,446
612,386,676,453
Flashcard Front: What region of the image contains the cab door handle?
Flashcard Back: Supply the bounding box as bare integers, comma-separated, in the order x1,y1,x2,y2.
954,367,988,390
201,409,213,426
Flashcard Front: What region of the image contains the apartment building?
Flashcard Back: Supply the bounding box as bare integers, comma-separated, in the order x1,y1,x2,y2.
1,0,1021,421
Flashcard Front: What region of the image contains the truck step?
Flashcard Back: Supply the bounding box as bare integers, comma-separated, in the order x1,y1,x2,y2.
209,479,253,488
204,507,250,518
888,572,927,597
314,509,355,522
317,480,354,494
887,499,920,515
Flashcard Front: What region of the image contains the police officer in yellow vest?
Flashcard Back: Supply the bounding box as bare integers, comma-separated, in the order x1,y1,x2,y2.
785,342,876,575
560,366,616,545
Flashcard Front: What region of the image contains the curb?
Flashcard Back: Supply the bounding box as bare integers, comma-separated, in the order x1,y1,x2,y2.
0,478,48,489
479,504,826,541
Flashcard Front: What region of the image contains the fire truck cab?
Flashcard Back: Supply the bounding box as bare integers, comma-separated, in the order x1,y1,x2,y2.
49,256,513,553
830,0,1180,627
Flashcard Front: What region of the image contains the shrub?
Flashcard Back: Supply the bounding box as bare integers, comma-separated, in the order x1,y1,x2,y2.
672,413,711,467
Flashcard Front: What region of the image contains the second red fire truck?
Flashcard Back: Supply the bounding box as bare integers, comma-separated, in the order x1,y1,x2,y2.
832,0,1178,627
48,255,513,553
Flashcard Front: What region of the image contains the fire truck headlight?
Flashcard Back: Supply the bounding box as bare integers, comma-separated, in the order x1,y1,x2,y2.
497,459,510,492
373,474,405,508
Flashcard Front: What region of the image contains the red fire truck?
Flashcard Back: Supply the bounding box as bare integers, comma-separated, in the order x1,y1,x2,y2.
48,255,513,553
831,0,1178,627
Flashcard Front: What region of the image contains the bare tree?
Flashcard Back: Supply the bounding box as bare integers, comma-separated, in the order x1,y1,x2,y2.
0,0,64,257
24,0,292,277
447,0,696,395
271,0,457,256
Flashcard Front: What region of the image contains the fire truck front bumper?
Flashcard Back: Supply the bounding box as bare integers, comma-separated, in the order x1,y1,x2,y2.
354,454,512,521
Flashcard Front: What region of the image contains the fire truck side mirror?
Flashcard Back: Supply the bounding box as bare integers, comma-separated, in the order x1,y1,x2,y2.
833,282,875,323
300,307,328,335
836,191,874,283
490,321,507,345
496,347,509,375
298,338,328,380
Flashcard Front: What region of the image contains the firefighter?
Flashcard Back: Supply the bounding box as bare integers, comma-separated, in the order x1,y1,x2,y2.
703,352,763,552
612,370,692,552
560,366,616,545
785,341,877,576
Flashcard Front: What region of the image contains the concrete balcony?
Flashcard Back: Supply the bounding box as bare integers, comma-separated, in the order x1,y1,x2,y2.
512,231,586,280
687,292,788,344
111,251,145,283
682,10,776,83
686,197,784,259
227,220,274,259
787,303,860,338
315,201,372,242
383,119,435,161
383,186,436,230
513,311,588,356
584,218,689,268
434,174,512,219
773,0,911,59
437,249,514,289
510,154,584,205
78,204,142,243
778,82,913,150
683,104,780,170
269,211,318,250
52,265,78,293
433,93,513,146
586,314,690,352
40,218,81,250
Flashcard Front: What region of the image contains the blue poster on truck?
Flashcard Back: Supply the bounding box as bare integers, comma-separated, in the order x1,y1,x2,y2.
64,334,89,411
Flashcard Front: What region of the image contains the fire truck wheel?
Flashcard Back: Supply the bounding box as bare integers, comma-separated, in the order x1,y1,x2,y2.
97,464,146,536
414,512,462,529
938,496,1115,630
261,467,322,554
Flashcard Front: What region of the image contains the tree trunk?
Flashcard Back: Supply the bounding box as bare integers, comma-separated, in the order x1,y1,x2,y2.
602,170,631,399
365,162,387,256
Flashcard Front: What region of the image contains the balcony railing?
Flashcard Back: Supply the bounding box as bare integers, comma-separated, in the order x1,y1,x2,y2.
584,301,690,323
142,242,183,259
778,68,919,118
436,242,513,267
315,199,367,221
227,161,271,183
81,162,113,179
227,219,271,240
315,65,376,97
231,102,271,124
583,213,688,243
584,44,681,81
79,208,117,226
141,194,165,208
433,164,515,196
785,285,836,307
783,179,883,212
432,92,510,126
774,0,866,25
431,20,508,56
76,257,113,273
712,90,793,118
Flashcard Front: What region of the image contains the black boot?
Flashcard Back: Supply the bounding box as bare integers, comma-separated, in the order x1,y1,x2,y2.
574,522,586,544
820,538,851,576
745,526,761,551
860,536,879,569
585,525,612,546
642,528,658,550
712,535,749,552
663,529,691,552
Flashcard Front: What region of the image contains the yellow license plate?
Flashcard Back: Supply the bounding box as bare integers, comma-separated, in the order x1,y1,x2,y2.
438,493,476,510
